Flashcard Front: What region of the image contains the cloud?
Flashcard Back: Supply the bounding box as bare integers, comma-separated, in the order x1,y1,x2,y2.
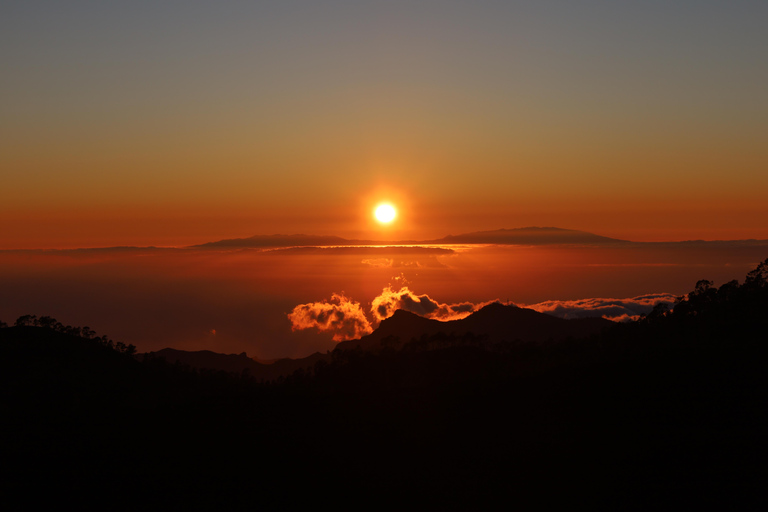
360,257,446,269
371,286,478,322
361,258,393,268
521,293,679,322
288,293,373,341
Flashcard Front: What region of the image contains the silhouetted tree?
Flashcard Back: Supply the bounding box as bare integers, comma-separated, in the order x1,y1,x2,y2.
66,325,82,337
37,315,56,329
15,314,37,326
716,279,740,302
644,302,670,321
648,258,768,324
745,258,768,289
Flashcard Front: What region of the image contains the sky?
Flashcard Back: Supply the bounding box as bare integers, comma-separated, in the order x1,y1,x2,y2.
2,1,768,249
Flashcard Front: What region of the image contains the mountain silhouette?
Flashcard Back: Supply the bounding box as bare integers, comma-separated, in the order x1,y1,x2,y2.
192,233,363,248
12,227,768,253
145,303,612,374
428,226,627,245
336,302,612,352
191,226,626,249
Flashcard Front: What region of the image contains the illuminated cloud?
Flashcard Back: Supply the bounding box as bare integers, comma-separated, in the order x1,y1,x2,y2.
361,258,394,268
371,286,478,322
522,293,679,322
288,293,373,341
361,258,446,269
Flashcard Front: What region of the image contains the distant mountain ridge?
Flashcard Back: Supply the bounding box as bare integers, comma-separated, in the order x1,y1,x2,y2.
428,227,627,245
10,227,768,252
193,233,363,248
193,227,627,249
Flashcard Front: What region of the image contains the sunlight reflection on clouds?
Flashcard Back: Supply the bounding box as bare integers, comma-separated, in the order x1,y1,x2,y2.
289,288,680,341
288,293,373,341
522,294,679,322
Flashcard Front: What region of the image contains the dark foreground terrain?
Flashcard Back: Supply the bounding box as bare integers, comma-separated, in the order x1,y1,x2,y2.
2,261,767,510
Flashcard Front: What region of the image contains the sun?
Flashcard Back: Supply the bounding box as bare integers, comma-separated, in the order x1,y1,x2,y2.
374,203,397,224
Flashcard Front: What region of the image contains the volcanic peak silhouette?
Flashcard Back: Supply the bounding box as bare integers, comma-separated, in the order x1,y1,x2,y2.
335,301,612,353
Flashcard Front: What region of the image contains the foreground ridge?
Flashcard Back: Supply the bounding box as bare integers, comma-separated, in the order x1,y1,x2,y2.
1,258,766,509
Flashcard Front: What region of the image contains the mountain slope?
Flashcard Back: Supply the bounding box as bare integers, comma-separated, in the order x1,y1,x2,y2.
146,303,613,374
336,302,613,352
146,348,328,380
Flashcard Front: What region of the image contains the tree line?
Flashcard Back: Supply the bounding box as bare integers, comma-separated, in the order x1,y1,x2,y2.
1,314,137,355
644,257,767,321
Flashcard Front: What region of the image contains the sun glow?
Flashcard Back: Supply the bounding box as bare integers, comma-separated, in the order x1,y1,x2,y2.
374,203,397,224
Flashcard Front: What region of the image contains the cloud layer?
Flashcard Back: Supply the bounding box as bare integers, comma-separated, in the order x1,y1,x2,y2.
522,293,679,322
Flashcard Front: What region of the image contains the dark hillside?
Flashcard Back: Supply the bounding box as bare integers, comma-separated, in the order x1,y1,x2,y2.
146,347,328,380
1,259,767,509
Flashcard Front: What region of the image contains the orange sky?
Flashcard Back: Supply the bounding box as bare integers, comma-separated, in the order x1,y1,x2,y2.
3,192,766,250
2,1,767,249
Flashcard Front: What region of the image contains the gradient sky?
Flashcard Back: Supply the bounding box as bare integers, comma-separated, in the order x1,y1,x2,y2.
2,1,767,248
